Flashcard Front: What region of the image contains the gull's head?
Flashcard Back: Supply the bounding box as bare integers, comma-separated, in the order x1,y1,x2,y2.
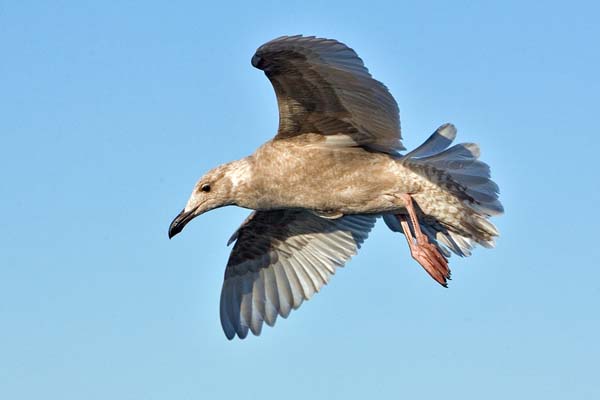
168,161,247,239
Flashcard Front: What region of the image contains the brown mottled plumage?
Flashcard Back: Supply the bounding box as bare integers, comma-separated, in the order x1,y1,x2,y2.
169,35,503,340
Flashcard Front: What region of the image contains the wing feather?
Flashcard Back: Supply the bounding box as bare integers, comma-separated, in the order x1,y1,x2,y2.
220,210,376,339
252,35,403,153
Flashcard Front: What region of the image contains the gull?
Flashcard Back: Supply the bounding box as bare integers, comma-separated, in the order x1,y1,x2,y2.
168,35,503,340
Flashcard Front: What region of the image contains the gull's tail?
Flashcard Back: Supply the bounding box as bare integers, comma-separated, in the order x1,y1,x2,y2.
384,123,503,257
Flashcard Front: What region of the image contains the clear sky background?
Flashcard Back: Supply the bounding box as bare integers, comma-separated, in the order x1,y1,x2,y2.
2,1,599,399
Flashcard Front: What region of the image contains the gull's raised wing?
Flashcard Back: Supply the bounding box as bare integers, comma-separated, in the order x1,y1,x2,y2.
221,210,376,339
252,35,404,153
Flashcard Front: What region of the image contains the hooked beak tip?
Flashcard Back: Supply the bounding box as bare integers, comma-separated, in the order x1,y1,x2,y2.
168,208,191,239
168,225,179,240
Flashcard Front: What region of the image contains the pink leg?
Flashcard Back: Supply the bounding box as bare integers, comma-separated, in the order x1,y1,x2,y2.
397,194,450,287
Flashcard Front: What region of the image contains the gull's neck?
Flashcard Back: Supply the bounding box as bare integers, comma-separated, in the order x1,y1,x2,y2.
223,156,254,199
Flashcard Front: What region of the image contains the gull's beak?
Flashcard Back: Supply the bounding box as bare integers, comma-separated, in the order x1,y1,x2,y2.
168,208,195,239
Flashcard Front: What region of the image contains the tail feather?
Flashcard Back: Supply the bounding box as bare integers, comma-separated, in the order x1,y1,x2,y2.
402,123,504,218
387,123,503,258
403,123,457,158
417,142,480,165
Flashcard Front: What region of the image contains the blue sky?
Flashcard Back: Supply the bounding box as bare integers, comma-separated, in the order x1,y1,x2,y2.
2,1,599,399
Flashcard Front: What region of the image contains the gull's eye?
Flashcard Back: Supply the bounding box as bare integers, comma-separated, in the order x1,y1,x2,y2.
201,184,211,193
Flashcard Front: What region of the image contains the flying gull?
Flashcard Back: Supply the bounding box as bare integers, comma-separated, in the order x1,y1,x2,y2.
168,35,503,340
